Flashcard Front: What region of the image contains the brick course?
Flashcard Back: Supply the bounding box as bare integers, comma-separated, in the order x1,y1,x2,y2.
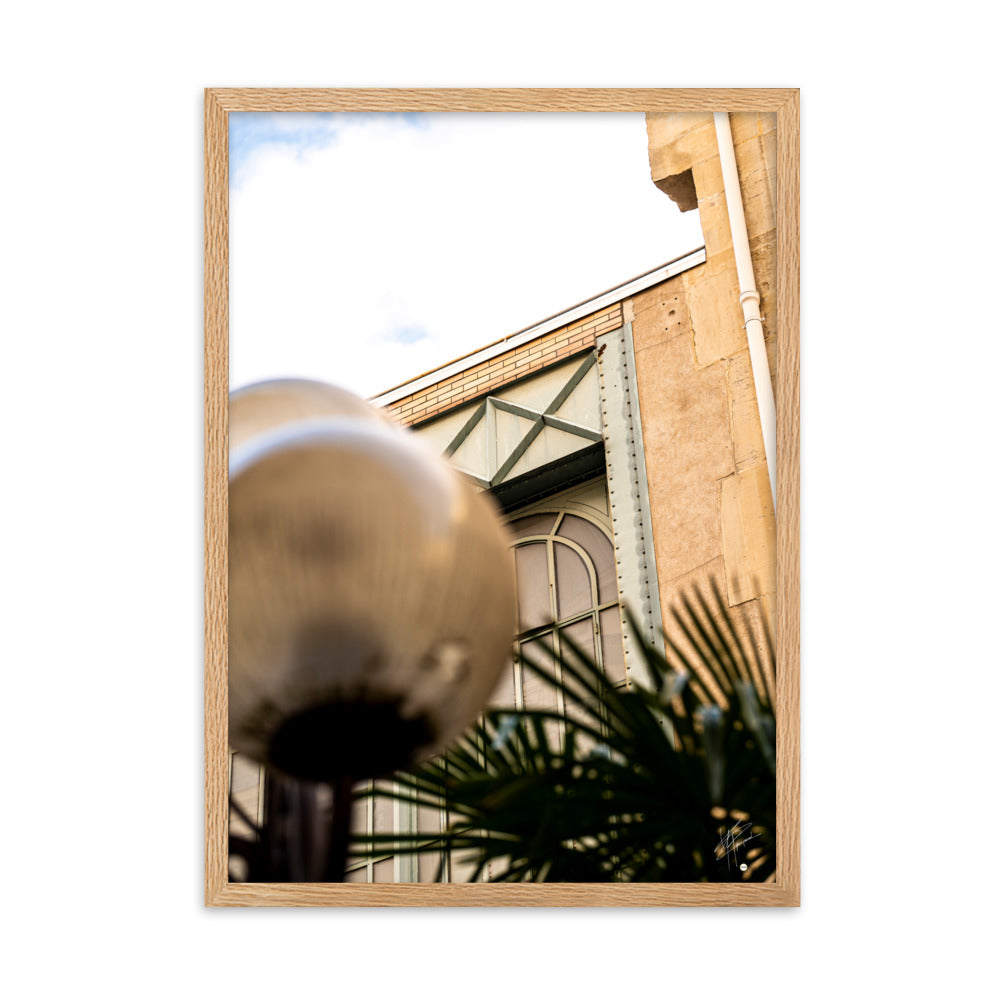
386,304,622,426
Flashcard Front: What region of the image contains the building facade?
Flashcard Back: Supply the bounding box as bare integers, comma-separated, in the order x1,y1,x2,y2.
229,111,779,883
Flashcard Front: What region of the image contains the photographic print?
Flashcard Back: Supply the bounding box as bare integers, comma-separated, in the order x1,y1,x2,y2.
205,89,800,906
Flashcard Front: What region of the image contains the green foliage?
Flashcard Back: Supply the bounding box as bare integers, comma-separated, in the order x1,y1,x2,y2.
354,580,776,882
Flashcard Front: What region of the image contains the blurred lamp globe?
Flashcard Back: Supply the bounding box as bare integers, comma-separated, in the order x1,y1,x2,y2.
228,379,516,784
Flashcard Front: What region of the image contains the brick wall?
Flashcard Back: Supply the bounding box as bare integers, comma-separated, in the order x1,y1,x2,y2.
386,304,623,427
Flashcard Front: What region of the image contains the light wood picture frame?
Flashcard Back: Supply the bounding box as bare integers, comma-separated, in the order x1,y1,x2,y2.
205,87,800,907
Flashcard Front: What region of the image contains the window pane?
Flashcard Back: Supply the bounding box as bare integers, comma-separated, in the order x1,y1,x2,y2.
554,541,593,620
556,514,618,604
373,858,395,883
509,512,557,539
600,607,626,685
350,786,369,836
373,782,394,834
559,617,601,756
519,637,561,748
561,616,596,663
418,801,443,837
488,657,517,709
518,638,559,715
231,753,260,795
449,851,480,883
514,542,551,630
418,851,445,883
229,754,261,837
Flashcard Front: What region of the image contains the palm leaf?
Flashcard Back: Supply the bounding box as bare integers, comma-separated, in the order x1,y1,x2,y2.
351,578,776,883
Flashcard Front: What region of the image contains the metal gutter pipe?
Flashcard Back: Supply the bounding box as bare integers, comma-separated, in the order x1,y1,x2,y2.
713,112,777,509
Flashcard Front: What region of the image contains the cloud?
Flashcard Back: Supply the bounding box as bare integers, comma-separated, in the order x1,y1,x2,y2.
229,113,704,399
229,112,427,189
384,324,430,346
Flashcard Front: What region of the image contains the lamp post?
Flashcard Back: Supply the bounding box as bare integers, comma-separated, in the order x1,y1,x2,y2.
228,380,517,881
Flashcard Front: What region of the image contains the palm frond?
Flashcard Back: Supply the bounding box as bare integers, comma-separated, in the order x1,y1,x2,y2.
355,579,777,883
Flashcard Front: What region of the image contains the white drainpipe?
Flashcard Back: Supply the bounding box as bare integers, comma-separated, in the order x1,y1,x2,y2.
713,112,777,510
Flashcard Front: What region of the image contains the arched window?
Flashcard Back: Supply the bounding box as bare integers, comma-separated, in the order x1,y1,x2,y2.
495,511,626,732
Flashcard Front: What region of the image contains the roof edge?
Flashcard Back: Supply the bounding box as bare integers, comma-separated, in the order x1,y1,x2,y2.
371,247,706,407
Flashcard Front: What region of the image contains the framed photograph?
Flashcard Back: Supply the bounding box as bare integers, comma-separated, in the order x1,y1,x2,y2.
205,88,800,906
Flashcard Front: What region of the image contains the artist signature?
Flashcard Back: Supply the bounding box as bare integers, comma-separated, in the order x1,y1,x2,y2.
716,820,758,870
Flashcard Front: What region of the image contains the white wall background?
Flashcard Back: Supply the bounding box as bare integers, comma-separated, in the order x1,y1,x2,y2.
2,4,997,998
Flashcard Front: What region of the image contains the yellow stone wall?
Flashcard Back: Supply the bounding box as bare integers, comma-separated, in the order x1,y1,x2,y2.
636,112,777,667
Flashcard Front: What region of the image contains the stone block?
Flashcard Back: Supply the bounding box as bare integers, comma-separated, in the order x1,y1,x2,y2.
646,113,717,186
692,155,725,202
694,190,734,258
748,229,776,282
685,256,745,366
726,347,767,472
646,112,712,179
658,558,775,709
654,168,698,212
657,554,730,704
656,558,775,710
763,329,777,401
720,463,776,607
753,590,777,704
634,331,734,585
666,587,775,707
630,281,690,354
729,128,778,244
659,554,726,603
730,112,777,146
735,158,777,237
648,472,727,602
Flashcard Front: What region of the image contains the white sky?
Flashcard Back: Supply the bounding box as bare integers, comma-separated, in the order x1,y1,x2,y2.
229,112,705,399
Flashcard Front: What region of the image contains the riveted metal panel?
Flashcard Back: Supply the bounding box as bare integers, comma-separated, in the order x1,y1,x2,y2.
414,353,604,489
597,321,665,686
